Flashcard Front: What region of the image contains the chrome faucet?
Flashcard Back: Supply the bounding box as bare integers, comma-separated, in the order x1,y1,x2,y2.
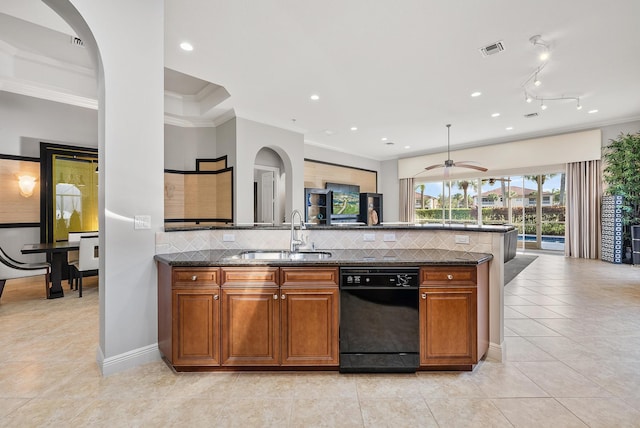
290,209,306,252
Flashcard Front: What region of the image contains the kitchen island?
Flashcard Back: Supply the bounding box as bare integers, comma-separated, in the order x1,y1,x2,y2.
155,248,492,372
155,224,514,369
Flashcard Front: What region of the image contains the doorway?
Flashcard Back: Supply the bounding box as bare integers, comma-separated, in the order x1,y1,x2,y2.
254,165,280,224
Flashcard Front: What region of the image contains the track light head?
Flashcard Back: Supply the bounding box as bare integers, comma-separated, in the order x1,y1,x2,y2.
540,100,547,110
533,73,542,86
525,93,533,103
576,99,583,110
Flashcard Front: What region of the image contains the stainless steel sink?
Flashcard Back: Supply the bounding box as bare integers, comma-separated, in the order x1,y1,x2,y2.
232,250,332,260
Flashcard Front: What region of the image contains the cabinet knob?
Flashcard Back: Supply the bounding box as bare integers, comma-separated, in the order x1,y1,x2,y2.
214,294,219,300
421,293,427,299
191,275,197,281
274,294,279,300
447,274,453,280
281,294,286,299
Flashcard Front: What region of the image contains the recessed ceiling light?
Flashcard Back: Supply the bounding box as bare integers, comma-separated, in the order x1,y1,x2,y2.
506,126,513,130
404,145,411,149
588,109,599,114
350,126,358,131
491,113,500,118
179,42,193,51
324,129,334,135
381,137,388,141
310,94,320,101
471,91,482,97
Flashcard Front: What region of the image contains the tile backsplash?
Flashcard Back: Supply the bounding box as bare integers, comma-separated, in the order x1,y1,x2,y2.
156,228,496,255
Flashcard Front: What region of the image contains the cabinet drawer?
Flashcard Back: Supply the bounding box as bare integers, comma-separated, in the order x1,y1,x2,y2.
173,268,219,287
280,267,339,287
221,267,279,287
420,266,477,286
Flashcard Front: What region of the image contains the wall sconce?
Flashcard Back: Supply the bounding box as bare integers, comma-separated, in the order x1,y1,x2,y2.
18,175,37,198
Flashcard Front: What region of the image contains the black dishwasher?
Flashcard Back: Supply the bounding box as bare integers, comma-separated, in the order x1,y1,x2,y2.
339,267,420,373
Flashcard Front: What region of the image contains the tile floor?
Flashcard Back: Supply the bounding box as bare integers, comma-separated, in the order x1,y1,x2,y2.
1,253,639,427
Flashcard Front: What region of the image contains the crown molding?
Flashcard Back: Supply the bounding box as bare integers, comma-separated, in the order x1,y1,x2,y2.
0,77,98,109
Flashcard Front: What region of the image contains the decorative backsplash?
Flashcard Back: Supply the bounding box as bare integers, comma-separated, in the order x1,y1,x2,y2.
155,228,497,255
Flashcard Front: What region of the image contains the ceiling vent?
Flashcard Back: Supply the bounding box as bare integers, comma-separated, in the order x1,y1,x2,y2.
524,112,539,118
479,41,505,57
70,36,84,47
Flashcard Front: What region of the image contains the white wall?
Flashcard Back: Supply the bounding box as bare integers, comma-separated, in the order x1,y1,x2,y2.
601,120,640,148
49,0,165,375
236,118,303,223
0,91,98,157
164,124,216,170
380,159,399,222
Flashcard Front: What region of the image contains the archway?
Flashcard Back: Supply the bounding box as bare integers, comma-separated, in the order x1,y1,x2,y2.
254,147,285,224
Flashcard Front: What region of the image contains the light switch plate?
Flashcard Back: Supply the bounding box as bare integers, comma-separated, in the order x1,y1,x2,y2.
455,235,470,244
223,233,235,242
383,233,396,242
363,233,375,242
134,215,151,230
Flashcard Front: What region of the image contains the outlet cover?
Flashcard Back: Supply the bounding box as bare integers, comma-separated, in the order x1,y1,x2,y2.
383,233,396,242
223,234,235,242
363,233,375,242
455,235,470,244
134,215,151,230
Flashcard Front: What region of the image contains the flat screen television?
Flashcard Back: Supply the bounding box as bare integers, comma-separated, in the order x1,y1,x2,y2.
325,182,360,218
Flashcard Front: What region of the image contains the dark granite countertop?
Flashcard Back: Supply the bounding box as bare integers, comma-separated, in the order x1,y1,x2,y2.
154,248,493,267
164,223,516,233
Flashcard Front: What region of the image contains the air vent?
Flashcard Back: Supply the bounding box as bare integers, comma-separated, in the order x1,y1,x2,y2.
70,36,84,47
479,41,505,57
524,112,539,118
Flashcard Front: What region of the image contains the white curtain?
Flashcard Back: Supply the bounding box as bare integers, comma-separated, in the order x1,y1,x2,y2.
399,178,415,223
565,160,602,259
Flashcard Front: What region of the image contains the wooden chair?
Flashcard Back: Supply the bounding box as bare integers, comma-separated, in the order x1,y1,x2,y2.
0,246,50,301
69,236,99,297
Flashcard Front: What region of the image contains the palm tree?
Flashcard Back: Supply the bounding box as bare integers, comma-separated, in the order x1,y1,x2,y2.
455,180,472,208
416,184,426,209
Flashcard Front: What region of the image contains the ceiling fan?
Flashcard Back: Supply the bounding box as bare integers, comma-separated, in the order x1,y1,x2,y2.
482,177,511,185
424,124,488,176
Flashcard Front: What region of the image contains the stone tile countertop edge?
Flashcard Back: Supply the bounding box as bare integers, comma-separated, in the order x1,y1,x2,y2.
154,248,494,267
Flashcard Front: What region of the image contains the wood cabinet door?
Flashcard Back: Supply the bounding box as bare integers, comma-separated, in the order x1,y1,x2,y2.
280,287,339,366
221,287,280,366
172,288,220,366
419,286,477,366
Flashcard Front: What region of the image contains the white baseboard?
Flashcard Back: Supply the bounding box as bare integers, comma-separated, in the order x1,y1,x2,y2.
96,343,161,376
486,341,505,362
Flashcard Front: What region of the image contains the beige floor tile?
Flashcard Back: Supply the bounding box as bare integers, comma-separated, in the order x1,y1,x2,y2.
558,397,640,428
508,305,567,318
416,371,487,398
470,362,548,398
426,398,512,427
513,361,611,397
505,318,562,336
216,398,292,427
504,337,556,362
504,306,529,319
360,398,437,427
355,373,422,399
0,398,29,419
291,398,363,427
292,372,358,399
524,336,602,362
491,397,588,427
225,372,297,399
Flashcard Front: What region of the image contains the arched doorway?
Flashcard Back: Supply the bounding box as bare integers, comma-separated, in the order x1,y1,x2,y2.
254,147,285,224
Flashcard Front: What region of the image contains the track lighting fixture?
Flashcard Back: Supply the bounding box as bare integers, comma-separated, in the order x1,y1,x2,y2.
520,35,587,113
529,35,550,61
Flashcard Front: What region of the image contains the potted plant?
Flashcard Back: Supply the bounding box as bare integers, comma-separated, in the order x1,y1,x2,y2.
602,131,640,262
